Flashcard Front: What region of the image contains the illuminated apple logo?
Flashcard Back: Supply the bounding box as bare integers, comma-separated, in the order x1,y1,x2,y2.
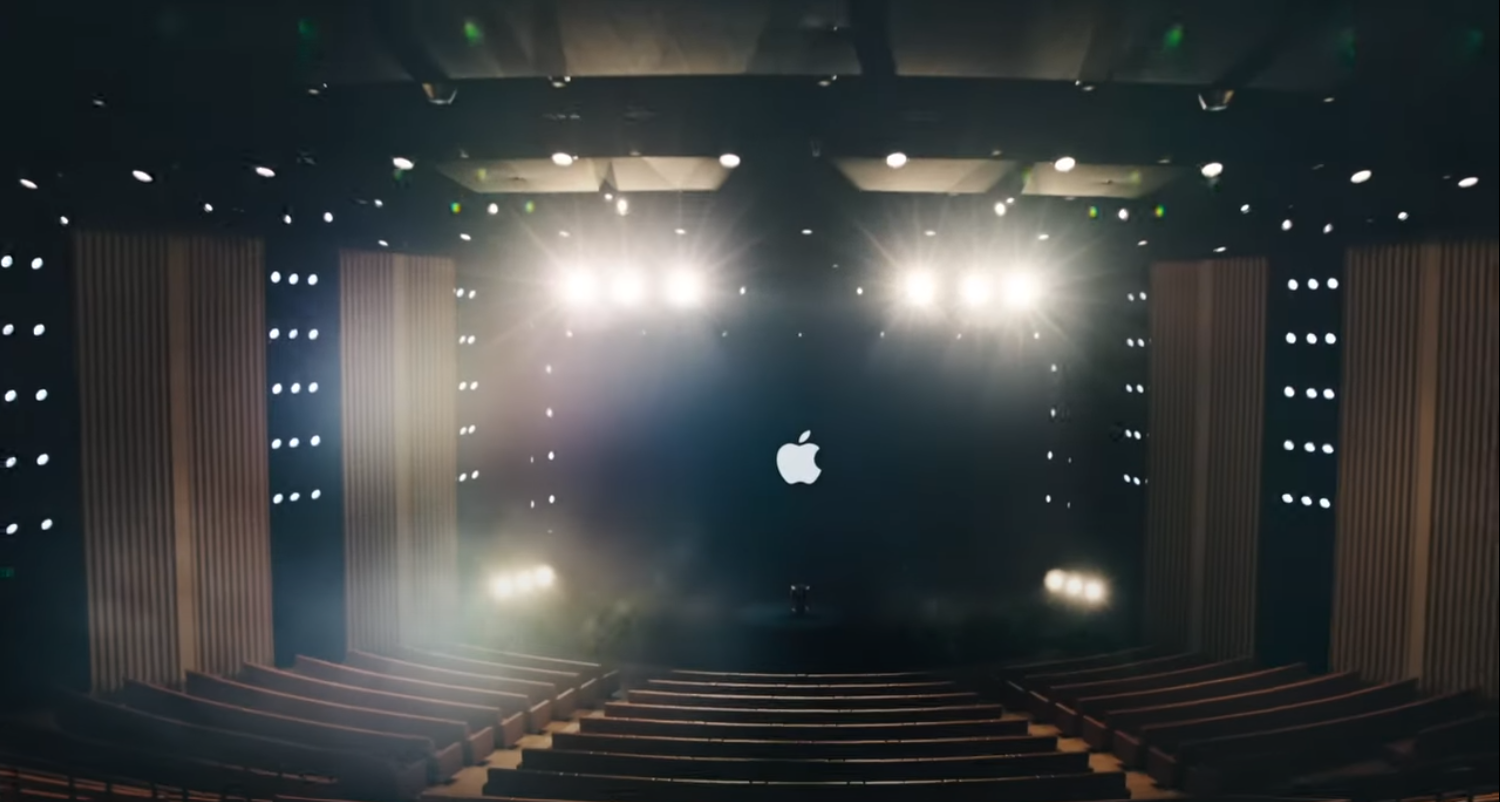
777,430,821,485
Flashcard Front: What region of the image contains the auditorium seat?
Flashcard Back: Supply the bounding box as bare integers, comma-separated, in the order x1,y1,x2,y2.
345,650,557,730
994,645,1161,708
1178,691,1480,794
1111,670,1363,767
115,680,455,783
293,655,530,743
440,643,617,703
390,645,583,716
625,687,982,709
1079,663,1309,750
1050,657,1255,734
52,692,425,801
603,699,1006,724
482,766,1129,802
239,662,503,753
519,746,1092,782
1020,653,1204,721
645,677,961,696
579,713,1030,741
548,730,1060,759
1142,679,1420,786
667,668,942,684
184,671,484,765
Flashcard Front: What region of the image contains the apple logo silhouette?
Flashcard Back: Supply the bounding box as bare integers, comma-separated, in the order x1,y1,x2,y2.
777,430,822,485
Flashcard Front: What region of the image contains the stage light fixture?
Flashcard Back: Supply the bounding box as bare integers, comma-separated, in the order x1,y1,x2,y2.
1002,273,1039,310
885,152,908,169
1201,162,1224,178
1083,580,1105,603
1044,570,1066,592
960,274,990,307
561,271,598,306
665,270,704,308
903,272,936,306
1327,278,1339,289
1053,156,1077,173
1064,576,1084,597
1350,169,1372,184
534,565,556,588
719,153,741,168
392,156,415,171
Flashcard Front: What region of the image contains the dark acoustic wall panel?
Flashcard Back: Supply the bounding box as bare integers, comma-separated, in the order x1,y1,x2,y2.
1334,241,1499,697
74,232,272,692
1145,259,1266,658
340,251,457,652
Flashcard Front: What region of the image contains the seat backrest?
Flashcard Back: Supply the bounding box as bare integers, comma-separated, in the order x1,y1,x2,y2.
1055,658,1255,705
241,663,496,730
293,655,528,714
1146,679,1419,751
547,730,1058,759
395,646,582,685
578,713,1030,741
346,650,556,701
1026,653,1201,688
1108,671,1362,732
1089,664,1308,716
519,747,1091,782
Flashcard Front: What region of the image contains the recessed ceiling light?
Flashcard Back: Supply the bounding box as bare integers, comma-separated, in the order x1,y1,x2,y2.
19,178,38,190
487,202,499,215
132,170,154,183
719,153,741,168
1397,211,1409,221
1282,219,1294,231
1323,223,1334,234
1201,162,1224,178
1214,246,1227,253
885,152,908,169
392,156,415,170
1117,208,1130,221
459,233,472,241
994,202,1007,217
323,211,333,223
1240,204,1251,213
1457,176,1479,188
377,240,389,248
551,152,574,167
255,166,276,178
1350,169,1372,184
1054,156,1077,173
202,203,214,213
1137,240,1148,247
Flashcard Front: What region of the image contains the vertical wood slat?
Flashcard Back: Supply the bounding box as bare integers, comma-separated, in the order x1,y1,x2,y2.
341,251,457,652
1334,241,1499,696
1145,259,1266,658
74,232,272,692
1424,242,1498,697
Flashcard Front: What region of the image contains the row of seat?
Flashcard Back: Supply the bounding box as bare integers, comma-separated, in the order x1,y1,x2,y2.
14,645,615,802
481,665,1129,802
998,648,1488,795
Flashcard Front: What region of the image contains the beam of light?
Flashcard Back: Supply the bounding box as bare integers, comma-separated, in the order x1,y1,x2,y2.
903,271,936,306
960,274,991,307
665,270,704,308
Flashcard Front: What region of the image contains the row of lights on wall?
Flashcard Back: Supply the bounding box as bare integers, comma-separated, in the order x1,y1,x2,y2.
1044,569,1108,606
271,435,321,449
2,258,48,342
2,249,57,539
2,454,51,468
488,565,557,601
1282,494,1334,509
1284,441,1335,454
1284,386,1337,400
272,489,323,504
1288,278,1339,291
1287,332,1338,345
456,288,482,485
267,267,327,508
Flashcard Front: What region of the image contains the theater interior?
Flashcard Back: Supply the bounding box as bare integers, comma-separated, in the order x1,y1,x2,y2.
1,1,1497,801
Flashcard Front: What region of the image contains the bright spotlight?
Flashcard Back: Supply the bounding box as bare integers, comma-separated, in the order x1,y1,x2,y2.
960,274,990,306
551,152,574,167
665,270,704,308
1054,156,1077,173
561,271,598,306
515,571,536,593
132,170,154,183
885,152,908,169
1457,176,1479,189
1350,169,1372,184
489,575,515,599
392,156,415,171
1063,576,1084,597
903,272,936,306
611,272,645,306
534,565,556,588
719,153,741,168
1044,569,1067,592
1201,162,1224,178
993,202,1007,217
1083,580,1106,603
1002,273,1039,309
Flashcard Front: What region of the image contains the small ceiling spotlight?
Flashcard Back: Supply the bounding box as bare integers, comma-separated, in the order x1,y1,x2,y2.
1053,156,1077,173
1350,169,1372,184
487,202,499,215
392,156,415,171
719,153,741,168
1117,208,1130,221
323,211,334,223
885,152,908,169
994,202,1007,217
202,203,214,213
615,198,629,216
1457,176,1479,188
1044,570,1067,592
1201,162,1224,179
1323,223,1335,234
19,178,38,190
551,152,575,167
1282,219,1294,231
1240,204,1252,214
1198,87,1234,112
254,166,276,178
1397,211,1409,221
132,169,154,183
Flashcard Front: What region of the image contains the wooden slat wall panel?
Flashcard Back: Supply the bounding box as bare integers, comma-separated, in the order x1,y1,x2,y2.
1424,242,1498,697
182,237,274,676
1145,259,1266,657
76,232,179,692
74,232,271,692
340,251,457,652
1334,240,1499,696
1199,259,1266,659
1144,262,1200,650
1332,244,1429,685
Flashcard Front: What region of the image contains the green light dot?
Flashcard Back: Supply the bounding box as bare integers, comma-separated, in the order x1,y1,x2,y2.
1154,205,1167,219
1163,23,1185,51
463,20,484,46
524,200,537,214
450,202,462,215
